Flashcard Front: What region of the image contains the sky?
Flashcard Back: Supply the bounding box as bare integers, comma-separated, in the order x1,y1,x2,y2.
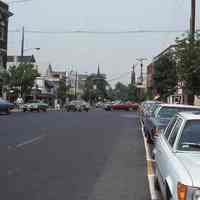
4,0,200,86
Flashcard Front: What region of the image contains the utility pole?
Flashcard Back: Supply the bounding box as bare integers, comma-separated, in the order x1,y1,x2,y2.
136,58,147,84
75,71,78,100
21,26,24,59
190,0,196,39
131,64,135,85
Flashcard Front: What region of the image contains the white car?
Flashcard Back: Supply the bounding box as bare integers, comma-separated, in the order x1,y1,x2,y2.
154,111,200,200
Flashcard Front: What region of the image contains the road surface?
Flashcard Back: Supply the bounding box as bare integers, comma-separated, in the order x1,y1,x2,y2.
1,110,150,200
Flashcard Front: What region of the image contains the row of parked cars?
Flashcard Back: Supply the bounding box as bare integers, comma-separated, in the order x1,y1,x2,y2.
140,101,200,200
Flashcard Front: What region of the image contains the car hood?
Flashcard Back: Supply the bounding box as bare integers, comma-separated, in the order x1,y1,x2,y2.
176,153,200,187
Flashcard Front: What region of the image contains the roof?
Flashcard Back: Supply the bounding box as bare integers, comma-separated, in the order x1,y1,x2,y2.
0,1,13,17
178,112,200,121
159,104,200,109
7,55,36,63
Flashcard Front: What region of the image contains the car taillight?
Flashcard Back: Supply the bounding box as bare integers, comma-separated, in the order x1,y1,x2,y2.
177,182,187,200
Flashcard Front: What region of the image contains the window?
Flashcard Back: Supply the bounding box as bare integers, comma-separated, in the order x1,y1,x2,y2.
178,120,200,151
168,118,183,147
0,27,4,40
164,116,177,139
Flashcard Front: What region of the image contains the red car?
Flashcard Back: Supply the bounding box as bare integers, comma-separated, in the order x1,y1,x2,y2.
111,101,138,111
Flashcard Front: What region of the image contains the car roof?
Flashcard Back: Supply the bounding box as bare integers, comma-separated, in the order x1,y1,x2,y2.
178,111,200,120
159,103,200,109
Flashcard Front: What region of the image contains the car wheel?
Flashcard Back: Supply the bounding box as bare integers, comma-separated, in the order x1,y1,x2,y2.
154,166,160,191
6,108,10,114
23,108,26,112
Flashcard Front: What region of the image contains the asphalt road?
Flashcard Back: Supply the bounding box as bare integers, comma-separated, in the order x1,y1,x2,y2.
2,110,150,200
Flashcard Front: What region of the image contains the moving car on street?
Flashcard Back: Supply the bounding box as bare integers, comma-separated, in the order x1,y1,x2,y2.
23,100,48,112
144,104,200,144
154,112,200,200
0,98,14,114
111,101,138,111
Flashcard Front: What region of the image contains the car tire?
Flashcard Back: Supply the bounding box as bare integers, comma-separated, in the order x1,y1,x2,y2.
23,108,27,112
154,166,160,191
6,108,10,115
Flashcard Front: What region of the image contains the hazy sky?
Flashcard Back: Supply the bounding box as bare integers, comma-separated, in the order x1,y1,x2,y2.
4,0,200,85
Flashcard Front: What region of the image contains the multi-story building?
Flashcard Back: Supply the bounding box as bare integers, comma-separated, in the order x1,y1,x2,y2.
0,1,12,70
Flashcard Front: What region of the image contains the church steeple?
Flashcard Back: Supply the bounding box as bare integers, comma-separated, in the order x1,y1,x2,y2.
97,64,100,76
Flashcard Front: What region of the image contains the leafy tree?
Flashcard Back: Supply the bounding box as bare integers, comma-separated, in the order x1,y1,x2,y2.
8,64,39,99
127,83,138,102
82,74,109,103
153,52,177,101
0,69,10,97
175,33,200,104
57,78,68,105
114,82,129,101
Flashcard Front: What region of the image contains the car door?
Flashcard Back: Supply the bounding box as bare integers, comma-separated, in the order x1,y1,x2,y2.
155,116,178,189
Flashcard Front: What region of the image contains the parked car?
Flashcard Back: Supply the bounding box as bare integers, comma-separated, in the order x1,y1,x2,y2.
111,101,138,111
0,98,14,114
154,112,200,200
144,104,200,144
23,100,48,112
139,100,161,123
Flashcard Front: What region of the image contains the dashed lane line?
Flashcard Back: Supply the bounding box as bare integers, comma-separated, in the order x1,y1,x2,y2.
16,134,46,148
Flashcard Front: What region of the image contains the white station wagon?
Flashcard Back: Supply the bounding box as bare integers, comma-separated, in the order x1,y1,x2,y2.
154,112,200,200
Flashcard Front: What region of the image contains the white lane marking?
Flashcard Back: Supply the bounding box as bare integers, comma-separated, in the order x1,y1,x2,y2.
140,121,160,200
16,134,45,148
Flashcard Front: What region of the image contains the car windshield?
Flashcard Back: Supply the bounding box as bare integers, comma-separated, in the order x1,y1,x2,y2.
178,120,200,151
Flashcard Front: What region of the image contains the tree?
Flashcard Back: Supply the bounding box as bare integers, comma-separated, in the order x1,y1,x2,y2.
8,64,39,99
175,33,200,104
57,78,68,105
153,52,177,101
0,69,10,97
82,74,109,103
114,82,129,101
127,83,138,102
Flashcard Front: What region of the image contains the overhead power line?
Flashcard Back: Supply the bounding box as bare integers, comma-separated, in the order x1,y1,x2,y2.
8,29,190,35
107,71,131,83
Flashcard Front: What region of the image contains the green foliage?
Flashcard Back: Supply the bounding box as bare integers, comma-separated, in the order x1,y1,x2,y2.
109,82,138,102
57,78,68,104
175,33,200,96
8,64,39,98
153,52,177,101
82,74,109,102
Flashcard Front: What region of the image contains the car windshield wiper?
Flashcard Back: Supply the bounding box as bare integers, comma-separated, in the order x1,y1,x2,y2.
181,142,200,149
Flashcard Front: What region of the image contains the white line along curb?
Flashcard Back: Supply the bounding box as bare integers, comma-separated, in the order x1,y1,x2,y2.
140,121,160,200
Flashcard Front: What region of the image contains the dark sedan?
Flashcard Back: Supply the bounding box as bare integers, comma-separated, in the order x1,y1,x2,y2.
0,98,14,114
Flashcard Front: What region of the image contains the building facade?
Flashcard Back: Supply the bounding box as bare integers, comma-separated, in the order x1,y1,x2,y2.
0,1,12,70
7,55,37,69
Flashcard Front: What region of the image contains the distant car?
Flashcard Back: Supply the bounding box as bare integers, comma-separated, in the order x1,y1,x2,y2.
111,101,138,111
0,98,14,114
144,104,200,144
23,100,48,112
104,102,113,111
154,112,200,200
66,100,90,112
95,101,104,108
